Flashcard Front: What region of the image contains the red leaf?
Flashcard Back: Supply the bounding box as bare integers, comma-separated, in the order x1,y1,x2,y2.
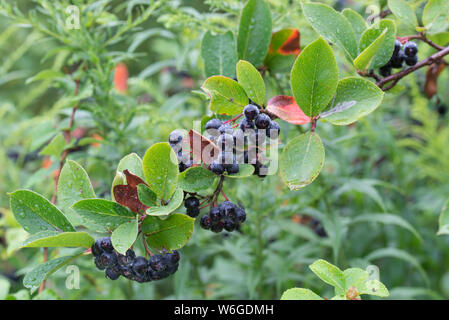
114,63,128,93
279,29,300,56
266,96,310,125
187,129,220,165
113,170,148,214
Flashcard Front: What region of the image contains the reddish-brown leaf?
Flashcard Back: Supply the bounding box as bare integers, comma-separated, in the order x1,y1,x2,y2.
266,95,311,125
113,170,149,213
424,63,446,99
187,129,220,165
114,63,128,93
278,29,300,56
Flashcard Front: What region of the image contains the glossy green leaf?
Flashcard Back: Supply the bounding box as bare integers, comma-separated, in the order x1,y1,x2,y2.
360,280,390,297
39,133,66,157
422,0,449,33
201,76,248,115
320,77,384,125
437,197,449,235
302,2,358,60
9,190,75,234
116,153,145,180
358,19,396,69
137,184,158,207
142,213,194,251
57,160,96,225
354,29,388,70
309,259,346,293
343,268,369,291
71,199,134,232
201,31,238,78
290,37,338,117
23,249,84,294
224,164,255,178
145,187,183,216
22,231,94,248
280,132,325,190
342,8,367,43
236,60,265,106
142,142,179,201
388,0,418,29
111,219,138,255
178,166,218,193
281,288,323,300
237,0,272,66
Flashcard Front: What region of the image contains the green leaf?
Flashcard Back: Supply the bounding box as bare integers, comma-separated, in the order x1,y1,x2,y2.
71,199,134,232
422,0,449,33
142,142,179,201
302,2,358,60
320,77,384,125
437,197,449,235
39,133,66,157
343,268,369,291
201,76,248,115
360,280,390,297
309,259,346,294
224,164,255,178
280,132,325,190
111,219,138,255
0,278,10,300
290,37,338,117
26,69,65,84
137,184,158,207
388,0,418,29
23,249,85,294
237,0,272,66
342,8,367,43
281,288,323,300
358,20,396,69
9,190,75,234
57,160,96,225
348,213,422,242
354,29,388,70
142,213,194,251
145,187,184,216
236,60,265,106
22,231,94,248
201,31,238,78
178,166,218,193
116,153,145,180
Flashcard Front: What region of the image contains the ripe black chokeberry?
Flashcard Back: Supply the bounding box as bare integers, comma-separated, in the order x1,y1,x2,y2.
132,256,148,277
243,104,260,120
94,256,105,270
209,206,222,222
390,51,404,68
240,118,255,132
224,219,236,232
235,206,246,223
105,268,120,280
169,130,184,145
99,237,114,253
92,239,103,256
100,252,117,267
255,113,271,129
403,41,418,57
226,163,239,174
149,255,164,272
218,123,233,134
267,121,280,138
205,118,222,133
187,207,200,218
210,160,225,175
184,196,199,209
167,250,180,264
379,64,392,77
393,39,402,56
405,54,418,66
211,220,224,233
200,215,212,229
219,201,236,218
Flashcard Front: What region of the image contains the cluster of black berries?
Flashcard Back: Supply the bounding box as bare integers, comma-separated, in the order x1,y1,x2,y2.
205,104,279,177
379,40,418,77
169,130,192,172
199,201,246,233
92,237,180,282
184,196,200,217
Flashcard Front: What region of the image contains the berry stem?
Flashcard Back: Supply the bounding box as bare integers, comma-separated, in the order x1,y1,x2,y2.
142,233,153,257
223,113,243,124
221,190,229,201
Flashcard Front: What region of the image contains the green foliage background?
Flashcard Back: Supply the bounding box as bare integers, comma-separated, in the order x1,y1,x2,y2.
0,0,449,300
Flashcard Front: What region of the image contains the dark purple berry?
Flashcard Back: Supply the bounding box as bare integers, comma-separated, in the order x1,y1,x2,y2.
379,64,392,77
99,237,114,253
224,219,236,232
240,118,255,132
219,201,236,219
149,255,165,272
235,207,246,223
209,206,222,222
105,268,120,280
100,252,117,267
211,221,224,233
243,104,260,120
393,39,402,56
200,215,212,229
184,196,199,209
132,256,148,276
267,121,280,138
205,118,222,133
187,207,200,218
390,51,404,68
169,130,184,144
226,163,239,174
91,240,103,257
405,54,418,66
94,256,105,270
255,114,271,129
210,160,225,175
403,41,418,57
218,123,232,134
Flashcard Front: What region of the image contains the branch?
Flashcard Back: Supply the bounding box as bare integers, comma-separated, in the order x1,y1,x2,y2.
376,45,449,91
398,33,445,51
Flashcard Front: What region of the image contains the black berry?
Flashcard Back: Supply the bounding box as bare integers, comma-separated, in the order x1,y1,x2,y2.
169,130,184,144
243,104,259,120
105,268,120,280
205,118,222,134
240,118,255,132
390,51,404,68
210,160,225,175
99,237,114,253
255,114,271,129
187,207,200,218
184,196,199,209
405,54,418,66
200,215,212,229
403,41,418,57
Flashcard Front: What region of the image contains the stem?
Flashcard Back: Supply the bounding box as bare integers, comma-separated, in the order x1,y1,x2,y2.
398,33,445,51
223,113,243,124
